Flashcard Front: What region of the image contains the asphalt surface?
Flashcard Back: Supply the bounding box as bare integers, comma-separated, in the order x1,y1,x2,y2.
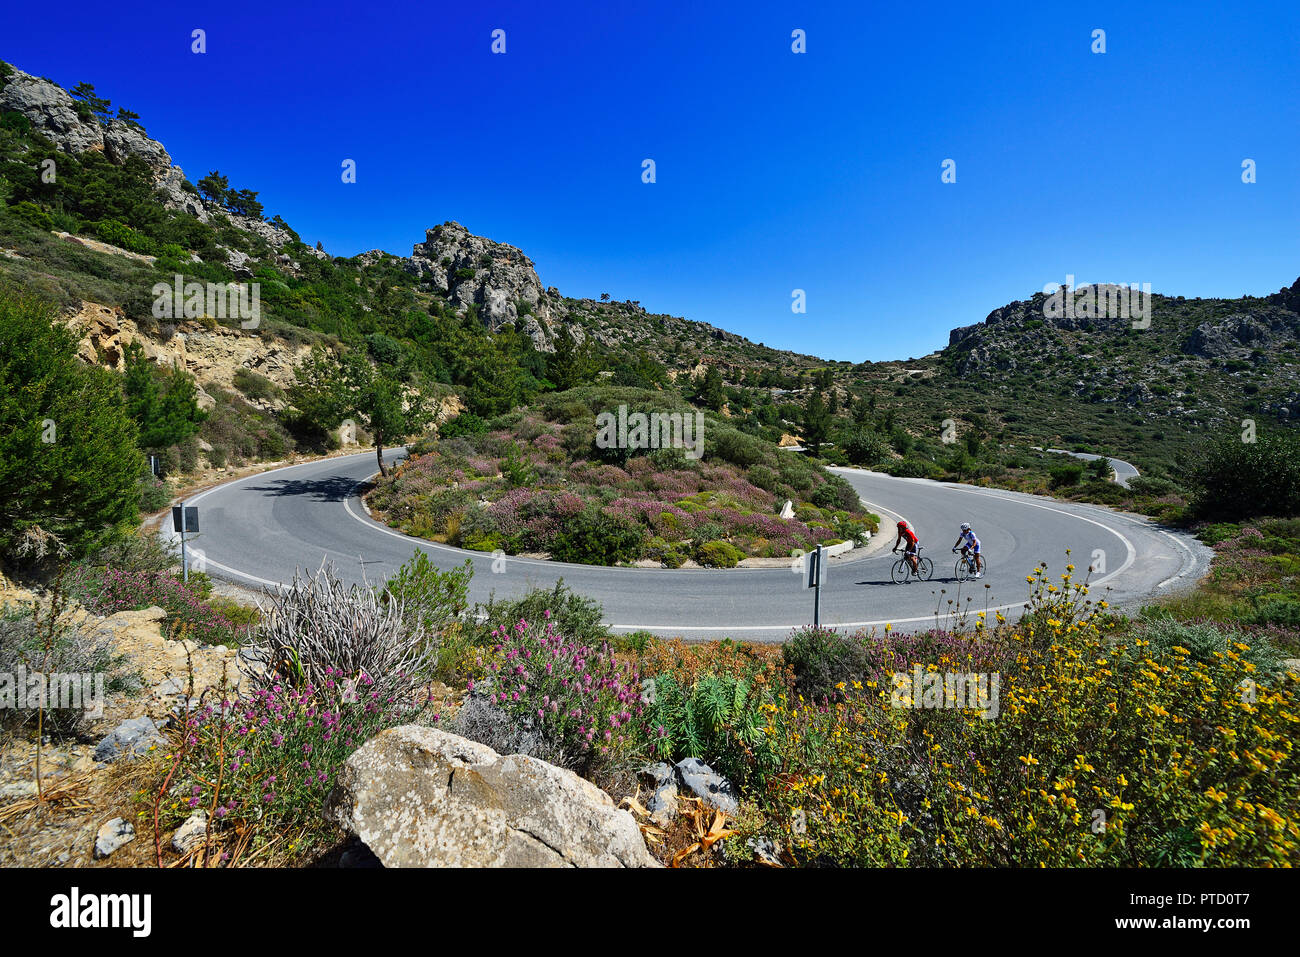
169,449,1211,640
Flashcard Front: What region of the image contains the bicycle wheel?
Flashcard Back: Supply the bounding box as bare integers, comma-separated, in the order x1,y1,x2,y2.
917,557,934,580
954,558,970,582
976,555,989,578
891,559,909,584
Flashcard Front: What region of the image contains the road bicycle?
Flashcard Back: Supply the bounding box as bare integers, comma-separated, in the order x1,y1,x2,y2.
891,546,933,583
953,548,989,582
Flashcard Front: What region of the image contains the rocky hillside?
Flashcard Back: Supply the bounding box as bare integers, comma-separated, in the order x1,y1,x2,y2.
938,279,1300,422
0,62,813,379
4,57,1299,483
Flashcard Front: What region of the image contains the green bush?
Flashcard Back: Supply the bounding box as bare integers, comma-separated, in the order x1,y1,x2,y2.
710,429,768,469
1049,461,1086,488
1135,615,1283,673
644,672,774,785
549,505,644,565
0,289,143,561
439,412,488,438
842,428,890,467
694,539,744,568
811,474,860,511
231,367,284,402
93,219,158,255
470,580,607,646
782,626,872,700
1190,431,1300,521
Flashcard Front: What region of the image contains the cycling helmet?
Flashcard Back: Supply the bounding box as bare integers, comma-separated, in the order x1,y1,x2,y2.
897,520,907,529
960,522,971,531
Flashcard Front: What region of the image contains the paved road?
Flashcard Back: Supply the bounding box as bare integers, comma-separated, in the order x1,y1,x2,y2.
1040,448,1142,488
169,450,1210,640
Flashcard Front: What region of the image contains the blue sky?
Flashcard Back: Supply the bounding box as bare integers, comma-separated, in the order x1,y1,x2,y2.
6,1,1299,361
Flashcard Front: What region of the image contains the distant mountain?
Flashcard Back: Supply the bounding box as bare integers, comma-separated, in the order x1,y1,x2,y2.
937,279,1300,422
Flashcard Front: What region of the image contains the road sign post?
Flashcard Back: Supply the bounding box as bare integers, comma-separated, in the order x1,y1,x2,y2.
806,543,824,628
171,504,199,582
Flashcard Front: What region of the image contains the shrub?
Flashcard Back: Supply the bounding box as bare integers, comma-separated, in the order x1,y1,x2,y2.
440,411,488,438
0,600,137,737
1149,614,1282,670
159,668,428,862
842,428,890,467
383,551,472,679
66,564,252,646
0,289,143,562
471,581,607,647
694,539,744,568
711,429,768,469
1049,461,1086,488
473,615,645,773
1190,431,1300,520
811,474,860,511
549,505,644,564
644,672,774,785
231,367,283,403
782,626,873,700
244,564,431,705
383,550,471,635
138,473,171,512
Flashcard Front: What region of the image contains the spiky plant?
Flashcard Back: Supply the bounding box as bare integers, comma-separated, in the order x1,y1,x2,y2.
244,563,430,706
648,672,773,784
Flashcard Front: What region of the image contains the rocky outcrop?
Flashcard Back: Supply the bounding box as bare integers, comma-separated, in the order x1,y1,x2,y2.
60,301,311,409
0,64,327,261
327,725,659,868
1182,310,1300,360
0,65,206,222
405,221,555,342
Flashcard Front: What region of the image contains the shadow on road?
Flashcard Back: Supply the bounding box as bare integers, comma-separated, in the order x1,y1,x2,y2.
244,474,362,502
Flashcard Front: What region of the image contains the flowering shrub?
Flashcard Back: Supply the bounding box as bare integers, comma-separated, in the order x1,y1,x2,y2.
155,671,429,862
365,395,878,565
478,613,645,771
67,564,252,645
742,562,1299,867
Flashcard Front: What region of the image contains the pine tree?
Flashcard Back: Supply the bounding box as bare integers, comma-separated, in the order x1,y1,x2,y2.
122,342,206,449
0,290,143,559
802,390,832,455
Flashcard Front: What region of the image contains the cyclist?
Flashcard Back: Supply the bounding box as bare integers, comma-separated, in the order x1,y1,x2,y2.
893,520,920,575
952,522,983,577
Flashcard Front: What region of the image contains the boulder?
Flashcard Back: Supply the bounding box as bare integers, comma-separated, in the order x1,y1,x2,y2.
327,726,658,868
93,716,163,763
674,757,739,815
640,762,678,826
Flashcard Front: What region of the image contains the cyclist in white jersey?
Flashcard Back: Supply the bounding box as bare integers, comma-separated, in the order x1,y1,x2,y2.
951,522,983,577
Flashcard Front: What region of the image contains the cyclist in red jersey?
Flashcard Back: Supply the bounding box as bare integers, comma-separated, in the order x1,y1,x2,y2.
893,520,919,575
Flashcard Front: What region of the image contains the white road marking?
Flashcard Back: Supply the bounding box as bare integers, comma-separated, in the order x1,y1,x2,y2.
189,453,1200,635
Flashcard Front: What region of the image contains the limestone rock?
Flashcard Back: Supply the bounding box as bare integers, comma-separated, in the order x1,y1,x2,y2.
94,818,135,859
640,762,678,826
172,810,208,854
674,757,738,815
405,221,552,344
328,726,658,868
93,716,163,763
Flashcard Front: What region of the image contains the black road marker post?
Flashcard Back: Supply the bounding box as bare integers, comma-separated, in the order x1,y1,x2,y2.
807,542,824,628
172,503,199,582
